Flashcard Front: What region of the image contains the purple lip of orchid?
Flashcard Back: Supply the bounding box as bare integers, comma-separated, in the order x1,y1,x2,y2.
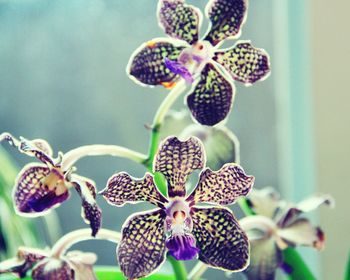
164,58,194,84
164,41,215,85
164,198,198,261
166,234,199,260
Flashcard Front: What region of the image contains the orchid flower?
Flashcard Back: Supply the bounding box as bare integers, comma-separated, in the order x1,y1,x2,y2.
0,133,102,236
0,247,97,280
240,187,333,280
127,0,270,126
101,136,255,279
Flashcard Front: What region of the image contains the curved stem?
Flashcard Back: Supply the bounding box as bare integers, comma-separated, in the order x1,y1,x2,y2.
188,262,207,280
51,228,121,258
145,80,187,171
61,145,147,171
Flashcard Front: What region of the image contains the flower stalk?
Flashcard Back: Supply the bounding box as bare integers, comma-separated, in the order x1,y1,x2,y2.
145,80,187,172
51,228,121,258
61,144,148,171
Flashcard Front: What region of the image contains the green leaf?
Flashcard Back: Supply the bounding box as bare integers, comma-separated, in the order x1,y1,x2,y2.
0,267,176,280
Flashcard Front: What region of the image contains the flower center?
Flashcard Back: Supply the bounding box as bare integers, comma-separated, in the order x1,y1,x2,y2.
165,40,214,84
164,199,199,261
42,168,68,196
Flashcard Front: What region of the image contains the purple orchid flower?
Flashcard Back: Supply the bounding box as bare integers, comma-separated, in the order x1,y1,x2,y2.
127,0,271,126
0,247,97,280
240,187,333,280
0,133,102,237
100,136,255,279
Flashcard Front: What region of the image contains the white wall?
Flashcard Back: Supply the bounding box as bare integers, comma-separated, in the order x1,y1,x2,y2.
310,0,350,279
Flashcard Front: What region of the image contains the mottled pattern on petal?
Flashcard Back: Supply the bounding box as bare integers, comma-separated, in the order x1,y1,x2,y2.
14,164,69,215
100,172,167,208
277,195,334,228
0,133,54,166
72,176,102,237
127,39,185,86
187,164,254,206
181,124,241,169
158,0,202,44
191,206,249,271
214,41,270,85
187,63,234,126
118,209,167,279
278,218,325,250
32,258,74,280
154,136,205,198
244,237,282,280
204,0,248,45
0,247,47,277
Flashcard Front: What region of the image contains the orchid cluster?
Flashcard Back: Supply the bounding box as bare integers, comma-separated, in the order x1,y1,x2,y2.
0,0,332,280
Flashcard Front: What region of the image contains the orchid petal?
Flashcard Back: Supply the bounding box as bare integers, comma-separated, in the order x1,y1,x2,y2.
118,209,167,279
187,62,234,126
100,172,167,208
14,164,69,216
154,136,205,198
191,206,249,271
204,0,248,46
71,175,102,237
214,41,271,85
0,133,54,166
187,163,254,205
127,38,185,87
158,0,202,45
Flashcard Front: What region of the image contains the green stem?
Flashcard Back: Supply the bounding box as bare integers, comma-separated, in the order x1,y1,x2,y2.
145,80,187,171
283,248,316,280
143,80,188,280
237,197,317,280
168,255,188,280
344,251,350,280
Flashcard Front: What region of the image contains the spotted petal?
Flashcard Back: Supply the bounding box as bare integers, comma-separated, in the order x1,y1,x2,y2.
187,63,234,126
127,38,185,87
0,247,47,277
100,172,167,208
278,218,325,250
204,0,248,46
181,124,241,170
71,175,102,237
244,237,283,280
0,133,54,166
32,258,75,280
191,206,249,271
14,163,69,216
158,0,202,45
187,164,254,206
154,136,205,198
214,41,271,85
118,209,167,279
277,195,334,228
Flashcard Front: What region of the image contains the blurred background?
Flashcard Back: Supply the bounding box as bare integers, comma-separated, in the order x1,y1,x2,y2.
0,0,348,279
